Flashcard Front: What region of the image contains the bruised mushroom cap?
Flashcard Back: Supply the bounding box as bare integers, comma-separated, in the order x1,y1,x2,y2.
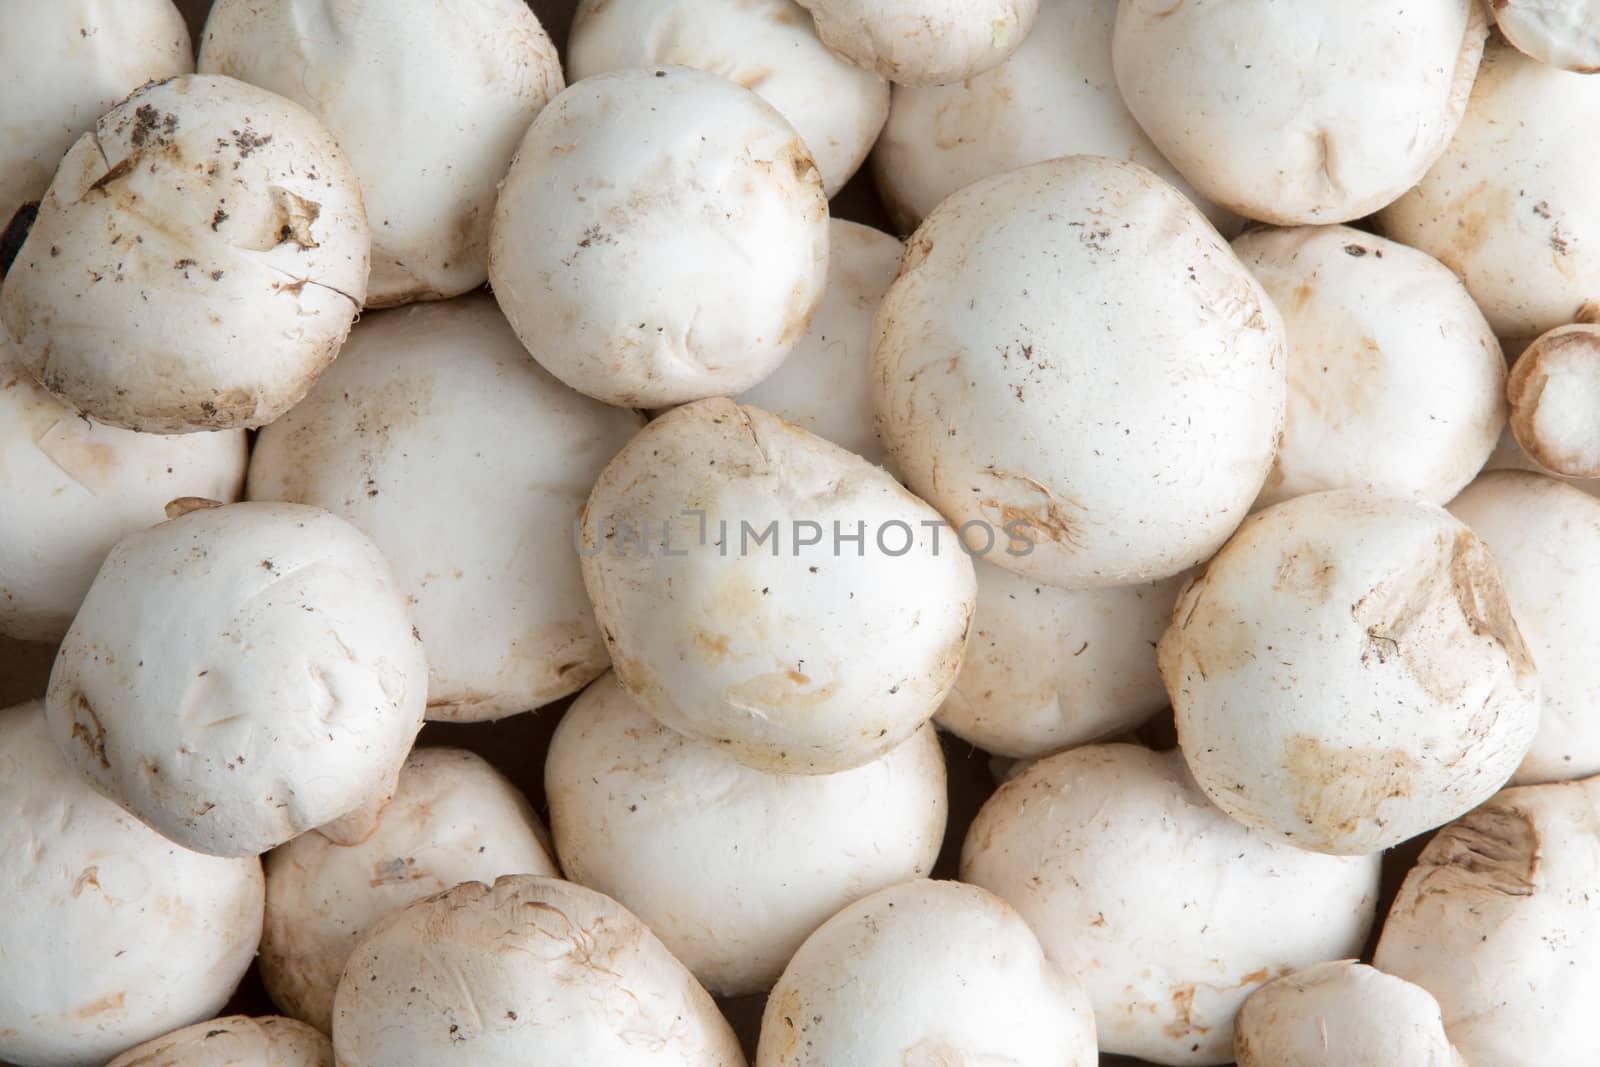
579,398,977,775
755,880,1097,1066
44,500,427,858
260,746,560,1034
961,743,1381,1065
1233,225,1506,508
873,155,1286,590
0,701,264,1067
489,67,828,409
332,875,748,1067
198,0,561,308
1507,324,1600,478
105,1016,332,1067
1160,489,1541,855
1233,961,1465,1067
1492,0,1600,72
546,672,947,996
794,0,1040,86
567,0,887,197
1113,0,1485,226
0,74,369,433
1374,776,1600,1065
247,295,644,723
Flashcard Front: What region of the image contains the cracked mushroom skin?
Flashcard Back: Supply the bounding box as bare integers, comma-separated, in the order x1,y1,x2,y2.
331,875,747,1067
105,1016,332,1067
1374,775,1600,1066
488,67,828,409
1506,324,1600,478
1112,0,1484,226
44,500,427,858
0,74,369,434
794,0,1040,87
546,672,946,996
961,744,1381,1066
247,295,644,722
1160,489,1542,855
198,0,561,308
260,747,560,1034
579,398,977,775
873,156,1286,590
1492,0,1600,72
0,701,264,1067
755,880,1097,1066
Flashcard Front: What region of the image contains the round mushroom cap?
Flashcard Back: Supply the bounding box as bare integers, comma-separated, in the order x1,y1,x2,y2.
105,1015,332,1067
488,67,828,409
755,880,1097,1066
1113,0,1485,225
1507,324,1600,478
0,701,264,1067
1234,225,1506,508
44,500,428,858
331,875,747,1067
567,0,887,197
961,743,1381,1065
579,398,977,774
546,672,947,996
794,0,1040,86
0,74,369,433
1160,489,1541,855
198,0,561,308
873,155,1286,590
248,295,644,723
1492,0,1600,72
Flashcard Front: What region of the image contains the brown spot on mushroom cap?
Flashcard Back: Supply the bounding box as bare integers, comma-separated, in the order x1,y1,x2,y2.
1408,802,1538,899
68,692,110,769
1283,735,1424,839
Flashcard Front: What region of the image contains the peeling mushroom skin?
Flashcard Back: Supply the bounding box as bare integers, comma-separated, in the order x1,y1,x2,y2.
1374,776,1600,1066
331,875,748,1067
546,673,947,996
43,501,428,858
961,744,1381,1066
794,0,1040,87
104,1015,332,1067
489,68,829,409
755,880,1097,1066
567,0,887,197
198,0,561,308
0,75,370,434
0,702,264,1067
1507,324,1600,478
579,398,977,774
247,295,644,722
1160,489,1541,855
1234,226,1506,508
873,156,1287,590
1492,0,1600,72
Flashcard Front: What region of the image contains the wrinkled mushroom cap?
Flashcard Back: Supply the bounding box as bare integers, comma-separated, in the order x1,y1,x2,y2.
794,0,1040,86
1492,0,1600,72
105,1015,333,1067
1507,323,1600,478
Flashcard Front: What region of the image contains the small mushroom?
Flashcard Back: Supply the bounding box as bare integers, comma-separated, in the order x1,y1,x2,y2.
1483,422,1600,497
1491,0,1600,73
794,0,1040,86
1506,323,1600,478
105,1016,332,1067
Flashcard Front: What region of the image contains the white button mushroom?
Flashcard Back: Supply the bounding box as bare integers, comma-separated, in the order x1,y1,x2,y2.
873,156,1286,590
332,875,747,1067
546,672,947,996
1160,489,1541,855
961,743,1382,1065
1484,422,1600,498
45,500,427,858
489,67,828,409
579,398,977,774
1233,226,1506,508
1492,0,1600,73
0,701,264,1067
793,0,1040,86
1112,0,1486,225
104,1016,332,1067
567,0,888,197
755,880,1097,1066
247,295,644,722
197,0,562,308
0,75,370,433
1506,324,1600,478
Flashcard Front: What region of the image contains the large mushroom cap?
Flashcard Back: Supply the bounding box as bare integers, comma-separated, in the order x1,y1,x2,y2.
794,0,1040,87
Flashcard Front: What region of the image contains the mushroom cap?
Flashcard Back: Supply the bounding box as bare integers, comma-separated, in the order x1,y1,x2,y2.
1113,0,1484,225
198,0,561,308
755,879,1097,1066
1484,422,1600,497
488,67,828,409
0,74,369,433
0,701,264,1067
44,500,427,857
793,0,1040,86
1234,225,1506,508
961,743,1381,1065
873,155,1286,589
247,295,643,723
567,0,886,197
546,672,947,996
1492,0,1600,72
1507,324,1600,478
105,1016,332,1067
579,398,977,774
1161,489,1541,855
331,875,747,1067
